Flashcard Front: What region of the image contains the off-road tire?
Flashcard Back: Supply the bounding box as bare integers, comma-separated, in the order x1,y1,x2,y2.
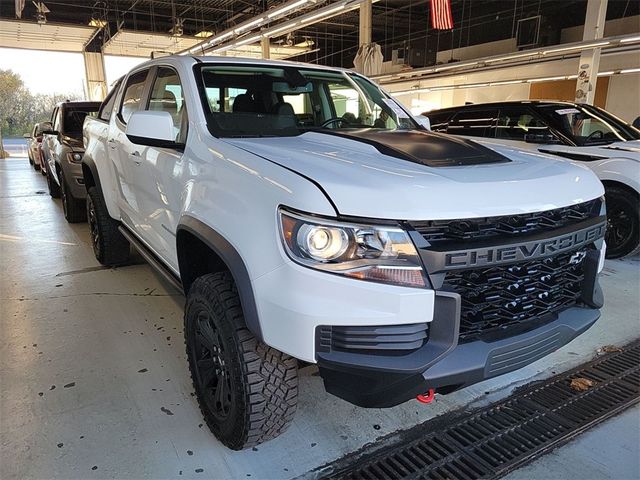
61,171,87,223
34,158,41,171
605,185,639,258
45,163,60,198
28,151,34,166
86,186,130,265
185,272,298,450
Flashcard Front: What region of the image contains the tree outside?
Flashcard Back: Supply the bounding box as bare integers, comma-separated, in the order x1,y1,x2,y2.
0,69,82,157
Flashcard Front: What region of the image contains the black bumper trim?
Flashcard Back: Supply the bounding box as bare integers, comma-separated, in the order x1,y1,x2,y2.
318,299,600,408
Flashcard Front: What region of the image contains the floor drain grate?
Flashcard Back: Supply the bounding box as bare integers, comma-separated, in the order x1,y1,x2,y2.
320,341,640,480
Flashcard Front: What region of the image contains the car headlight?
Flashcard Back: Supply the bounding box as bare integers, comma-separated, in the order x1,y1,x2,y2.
279,208,427,288
67,152,83,163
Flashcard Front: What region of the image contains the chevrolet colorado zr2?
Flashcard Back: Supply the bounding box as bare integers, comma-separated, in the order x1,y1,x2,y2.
42,100,101,222
82,56,607,450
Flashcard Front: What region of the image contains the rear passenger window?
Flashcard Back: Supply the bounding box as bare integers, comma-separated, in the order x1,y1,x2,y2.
448,109,498,138
496,108,548,140
119,70,148,124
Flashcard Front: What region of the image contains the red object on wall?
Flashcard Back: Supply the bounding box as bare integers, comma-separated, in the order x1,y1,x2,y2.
430,0,454,30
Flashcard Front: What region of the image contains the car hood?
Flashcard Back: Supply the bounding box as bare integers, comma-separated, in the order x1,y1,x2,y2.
225,130,604,220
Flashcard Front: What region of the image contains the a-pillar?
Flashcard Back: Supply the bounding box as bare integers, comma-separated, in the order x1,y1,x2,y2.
83,50,107,101
575,0,608,104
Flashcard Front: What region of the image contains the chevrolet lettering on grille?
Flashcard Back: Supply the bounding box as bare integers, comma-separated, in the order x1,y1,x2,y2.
422,221,606,273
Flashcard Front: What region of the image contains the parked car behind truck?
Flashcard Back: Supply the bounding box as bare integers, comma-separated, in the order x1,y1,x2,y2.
41,100,101,222
425,101,640,258
25,123,45,170
83,56,606,450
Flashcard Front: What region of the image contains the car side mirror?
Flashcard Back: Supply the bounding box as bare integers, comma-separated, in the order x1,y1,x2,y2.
524,132,560,144
126,111,181,149
415,115,431,131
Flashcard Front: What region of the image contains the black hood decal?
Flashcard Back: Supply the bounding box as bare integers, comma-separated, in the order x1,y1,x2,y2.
321,129,511,167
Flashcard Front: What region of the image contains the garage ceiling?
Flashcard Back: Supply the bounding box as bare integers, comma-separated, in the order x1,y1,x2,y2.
103,29,201,56
0,0,637,66
0,19,96,52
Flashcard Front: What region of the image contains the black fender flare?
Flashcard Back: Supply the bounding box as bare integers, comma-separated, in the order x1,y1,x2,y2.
177,216,263,340
81,156,103,196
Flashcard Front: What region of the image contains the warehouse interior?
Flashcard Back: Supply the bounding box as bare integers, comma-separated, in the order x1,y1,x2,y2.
0,1,639,479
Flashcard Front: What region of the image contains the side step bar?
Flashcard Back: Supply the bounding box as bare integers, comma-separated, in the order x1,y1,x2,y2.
118,226,183,293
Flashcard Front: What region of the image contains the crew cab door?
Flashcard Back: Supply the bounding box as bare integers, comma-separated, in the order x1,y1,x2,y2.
108,68,151,229
127,65,187,269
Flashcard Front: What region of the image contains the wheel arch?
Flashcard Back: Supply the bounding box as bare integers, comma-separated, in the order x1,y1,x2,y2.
601,179,640,199
177,216,263,340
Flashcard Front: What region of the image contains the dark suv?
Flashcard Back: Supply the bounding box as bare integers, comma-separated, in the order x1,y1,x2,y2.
425,101,640,258
41,101,101,222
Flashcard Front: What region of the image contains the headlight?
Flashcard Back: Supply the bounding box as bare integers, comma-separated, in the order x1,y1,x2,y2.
279,208,427,288
66,152,83,163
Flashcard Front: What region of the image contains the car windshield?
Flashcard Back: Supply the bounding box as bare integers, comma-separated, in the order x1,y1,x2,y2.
537,104,640,146
196,64,417,137
63,106,99,135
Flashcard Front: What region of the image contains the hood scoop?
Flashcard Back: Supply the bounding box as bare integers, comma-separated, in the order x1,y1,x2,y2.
321,129,511,167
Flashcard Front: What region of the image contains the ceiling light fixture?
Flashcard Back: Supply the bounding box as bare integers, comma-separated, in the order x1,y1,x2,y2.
267,0,310,18
195,30,213,38
88,18,107,28
300,3,346,23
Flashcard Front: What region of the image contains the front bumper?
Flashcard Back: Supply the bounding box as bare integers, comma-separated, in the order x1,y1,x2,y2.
317,292,600,408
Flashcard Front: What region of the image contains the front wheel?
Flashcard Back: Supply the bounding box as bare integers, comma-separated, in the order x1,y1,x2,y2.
605,186,639,258
45,163,60,198
86,186,130,265
185,272,298,450
61,171,87,223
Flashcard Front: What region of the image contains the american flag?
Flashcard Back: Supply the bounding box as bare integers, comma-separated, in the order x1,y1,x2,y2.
430,0,454,30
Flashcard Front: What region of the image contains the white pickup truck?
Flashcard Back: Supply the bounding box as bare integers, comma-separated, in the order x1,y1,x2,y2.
83,56,607,450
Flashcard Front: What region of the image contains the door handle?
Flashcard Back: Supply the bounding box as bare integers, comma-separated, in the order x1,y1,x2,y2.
129,151,142,165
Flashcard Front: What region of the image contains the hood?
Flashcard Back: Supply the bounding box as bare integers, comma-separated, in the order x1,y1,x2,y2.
602,140,640,157
225,130,604,220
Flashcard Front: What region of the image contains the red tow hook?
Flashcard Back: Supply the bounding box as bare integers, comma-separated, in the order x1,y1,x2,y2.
416,389,436,404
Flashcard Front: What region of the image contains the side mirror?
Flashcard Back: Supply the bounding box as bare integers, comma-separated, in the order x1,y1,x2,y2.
126,111,180,148
524,132,560,144
415,115,431,131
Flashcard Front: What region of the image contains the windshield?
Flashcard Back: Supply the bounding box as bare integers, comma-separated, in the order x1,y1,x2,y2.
196,64,417,137
63,106,99,135
537,104,640,146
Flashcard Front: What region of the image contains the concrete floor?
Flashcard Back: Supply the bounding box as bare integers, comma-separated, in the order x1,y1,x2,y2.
1,154,639,480
503,405,640,480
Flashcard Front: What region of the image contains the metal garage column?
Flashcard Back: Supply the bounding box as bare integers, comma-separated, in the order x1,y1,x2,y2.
83,50,107,101
261,37,271,60
574,0,608,104
359,0,372,45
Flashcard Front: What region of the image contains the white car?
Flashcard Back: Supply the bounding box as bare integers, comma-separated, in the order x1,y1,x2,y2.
426,101,640,258
82,56,606,449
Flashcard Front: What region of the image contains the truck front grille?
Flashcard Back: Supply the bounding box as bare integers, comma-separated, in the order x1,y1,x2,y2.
411,198,602,243
445,248,587,343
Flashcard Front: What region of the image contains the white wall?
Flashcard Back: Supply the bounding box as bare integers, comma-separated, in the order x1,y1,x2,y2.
386,48,639,116
605,73,640,123
561,15,640,43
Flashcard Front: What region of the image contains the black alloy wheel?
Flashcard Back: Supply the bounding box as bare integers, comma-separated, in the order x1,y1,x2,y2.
192,310,233,422
604,186,639,258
